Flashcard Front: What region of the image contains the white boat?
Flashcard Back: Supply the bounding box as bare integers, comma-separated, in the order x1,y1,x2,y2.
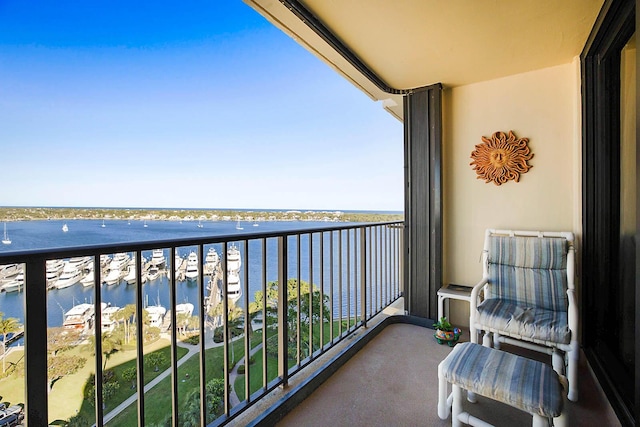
227,270,242,302
81,269,95,287
103,267,122,286
56,264,86,289
205,247,219,266
2,223,11,245
236,218,243,230
185,252,198,279
175,302,194,318
227,245,241,273
147,266,160,281
46,259,65,287
100,254,111,268
143,220,148,228
0,264,21,280
63,302,106,332
62,223,69,232
101,306,120,332
150,249,166,268
101,220,106,228
197,220,204,228
69,256,91,271
145,305,167,328
106,252,130,276
253,221,259,227
2,277,23,293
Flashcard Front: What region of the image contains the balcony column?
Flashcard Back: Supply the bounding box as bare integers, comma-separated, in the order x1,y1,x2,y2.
24,256,48,425
403,83,443,319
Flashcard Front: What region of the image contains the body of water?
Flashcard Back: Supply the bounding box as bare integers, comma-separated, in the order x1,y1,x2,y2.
0,219,385,332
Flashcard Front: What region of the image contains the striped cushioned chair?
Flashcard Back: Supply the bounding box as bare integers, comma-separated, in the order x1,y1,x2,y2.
469,229,578,402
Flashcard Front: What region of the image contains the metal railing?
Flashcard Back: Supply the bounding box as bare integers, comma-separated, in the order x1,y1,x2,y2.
0,221,403,426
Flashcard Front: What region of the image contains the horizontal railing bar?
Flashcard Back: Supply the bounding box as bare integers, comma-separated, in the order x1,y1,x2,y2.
0,221,402,263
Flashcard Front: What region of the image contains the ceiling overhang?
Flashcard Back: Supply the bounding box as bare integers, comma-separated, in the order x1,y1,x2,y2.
244,0,604,121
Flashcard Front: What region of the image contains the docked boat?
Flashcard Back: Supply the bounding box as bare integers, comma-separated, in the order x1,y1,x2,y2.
227,245,241,273
146,266,160,281
0,264,21,280
175,302,194,318
149,249,166,268
2,223,11,245
101,306,120,332
123,264,144,285
227,270,242,302
68,256,91,271
46,259,64,287
205,247,219,266
185,252,198,279
81,268,95,287
56,263,86,289
63,302,106,332
2,275,23,293
145,305,167,329
111,252,131,270
103,266,123,286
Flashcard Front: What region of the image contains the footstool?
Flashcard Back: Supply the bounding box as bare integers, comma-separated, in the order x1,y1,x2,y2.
438,342,566,427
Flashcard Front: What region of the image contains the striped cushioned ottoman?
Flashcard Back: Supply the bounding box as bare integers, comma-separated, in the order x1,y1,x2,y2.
437,342,566,427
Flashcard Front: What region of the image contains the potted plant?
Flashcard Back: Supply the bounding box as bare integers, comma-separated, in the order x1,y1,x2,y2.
433,316,462,346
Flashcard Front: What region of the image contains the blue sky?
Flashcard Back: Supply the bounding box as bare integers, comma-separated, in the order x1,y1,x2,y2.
0,1,403,211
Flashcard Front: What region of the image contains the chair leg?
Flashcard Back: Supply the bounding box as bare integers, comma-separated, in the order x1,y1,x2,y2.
493,332,501,350
438,362,450,420
452,384,463,427
567,346,579,402
482,331,492,348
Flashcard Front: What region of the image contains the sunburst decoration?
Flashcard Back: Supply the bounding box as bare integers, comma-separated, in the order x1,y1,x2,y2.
469,130,533,186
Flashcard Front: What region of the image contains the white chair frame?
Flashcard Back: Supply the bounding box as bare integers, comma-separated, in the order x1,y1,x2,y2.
469,229,579,402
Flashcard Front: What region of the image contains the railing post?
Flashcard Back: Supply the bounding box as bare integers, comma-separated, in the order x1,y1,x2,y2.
360,227,367,327
135,250,146,427
24,257,48,426
277,236,288,387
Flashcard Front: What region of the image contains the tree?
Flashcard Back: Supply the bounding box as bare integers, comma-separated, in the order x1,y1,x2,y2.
250,279,330,360
47,327,81,356
0,313,20,373
47,354,86,392
87,332,123,370
146,352,167,372
122,366,137,389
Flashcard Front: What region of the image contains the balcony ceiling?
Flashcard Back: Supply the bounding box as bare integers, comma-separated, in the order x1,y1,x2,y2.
244,0,603,120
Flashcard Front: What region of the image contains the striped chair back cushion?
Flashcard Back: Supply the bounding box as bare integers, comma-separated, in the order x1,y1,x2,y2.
486,236,568,312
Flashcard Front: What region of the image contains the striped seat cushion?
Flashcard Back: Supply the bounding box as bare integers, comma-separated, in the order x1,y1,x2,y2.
487,236,568,312
476,299,570,344
441,342,564,418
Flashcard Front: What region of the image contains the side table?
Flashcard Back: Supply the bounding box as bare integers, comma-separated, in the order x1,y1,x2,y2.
437,284,472,320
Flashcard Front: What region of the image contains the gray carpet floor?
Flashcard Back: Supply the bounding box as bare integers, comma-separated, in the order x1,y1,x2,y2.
276,323,620,427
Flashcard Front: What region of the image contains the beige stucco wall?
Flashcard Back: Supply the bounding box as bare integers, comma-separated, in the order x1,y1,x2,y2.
442,62,581,325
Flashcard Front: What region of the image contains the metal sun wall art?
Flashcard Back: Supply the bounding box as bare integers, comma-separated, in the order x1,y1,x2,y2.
469,130,533,186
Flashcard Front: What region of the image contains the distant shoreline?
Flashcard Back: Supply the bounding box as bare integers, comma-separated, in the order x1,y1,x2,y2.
0,207,403,224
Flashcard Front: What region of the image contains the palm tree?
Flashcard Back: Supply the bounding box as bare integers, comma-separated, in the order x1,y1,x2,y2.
0,314,20,373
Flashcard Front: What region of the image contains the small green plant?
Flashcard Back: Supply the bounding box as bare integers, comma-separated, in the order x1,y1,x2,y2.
433,317,453,332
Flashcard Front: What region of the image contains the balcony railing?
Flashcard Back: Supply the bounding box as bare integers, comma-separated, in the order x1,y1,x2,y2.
0,221,403,426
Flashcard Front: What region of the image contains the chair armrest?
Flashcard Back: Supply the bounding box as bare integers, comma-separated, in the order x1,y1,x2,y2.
566,288,579,338
470,278,488,312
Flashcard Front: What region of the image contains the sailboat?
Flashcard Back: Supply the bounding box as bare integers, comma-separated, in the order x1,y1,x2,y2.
236,217,244,230
2,223,11,245
101,220,106,228
197,220,203,228
143,220,148,228
62,223,69,232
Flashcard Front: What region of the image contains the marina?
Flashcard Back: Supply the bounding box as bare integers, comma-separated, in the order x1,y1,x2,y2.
0,218,380,336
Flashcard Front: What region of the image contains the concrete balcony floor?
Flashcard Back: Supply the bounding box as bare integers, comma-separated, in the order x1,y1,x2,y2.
274,316,620,426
